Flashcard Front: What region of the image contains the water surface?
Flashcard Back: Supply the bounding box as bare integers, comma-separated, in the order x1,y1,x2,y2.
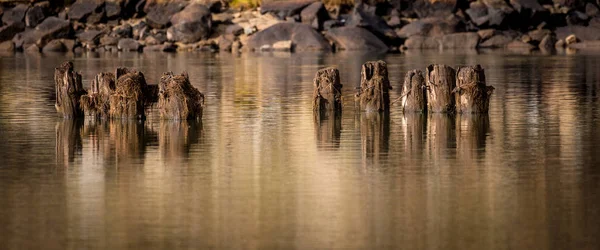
1,51,599,249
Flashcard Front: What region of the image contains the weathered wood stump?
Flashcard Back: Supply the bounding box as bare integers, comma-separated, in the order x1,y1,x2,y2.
158,72,205,120
356,60,392,112
425,64,456,113
55,61,86,118
80,72,116,118
109,68,148,119
312,67,343,113
454,65,495,113
400,69,427,112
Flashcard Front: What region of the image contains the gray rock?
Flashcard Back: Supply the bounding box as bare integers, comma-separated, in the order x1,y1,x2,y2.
2,4,28,26
77,30,103,45
396,16,460,38
105,1,122,19
247,22,331,52
112,23,133,38
325,27,388,52
300,1,329,30
0,22,25,43
527,29,551,43
412,0,456,18
218,35,234,51
404,32,479,49
145,42,177,52
100,35,119,46
225,24,244,36
25,4,45,28
118,38,142,51
260,0,315,19
539,34,557,51
167,3,212,43
346,3,397,41
479,33,516,48
556,25,600,41
144,0,187,29
68,0,103,22
42,39,67,52
0,40,15,52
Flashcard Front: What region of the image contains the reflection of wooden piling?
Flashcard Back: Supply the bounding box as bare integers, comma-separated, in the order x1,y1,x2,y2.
426,64,456,113
312,67,343,113
55,61,86,118
55,119,83,165
456,114,490,160
400,70,427,113
455,65,495,113
314,111,342,149
356,60,392,112
159,120,202,160
360,112,390,161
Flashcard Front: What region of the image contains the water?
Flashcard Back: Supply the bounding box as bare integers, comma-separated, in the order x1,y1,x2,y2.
1,51,599,249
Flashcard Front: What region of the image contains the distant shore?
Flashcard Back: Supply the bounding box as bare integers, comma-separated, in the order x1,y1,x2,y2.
1,0,599,54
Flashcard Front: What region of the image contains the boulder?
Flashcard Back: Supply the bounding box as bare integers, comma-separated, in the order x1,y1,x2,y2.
158,72,205,120
100,35,119,46
2,4,28,26
61,39,76,51
412,0,457,18
539,34,557,51
145,42,177,52
346,3,397,42
105,1,122,19
325,27,388,52
477,29,496,40
506,40,535,50
24,17,72,47
479,32,516,48
167,3,212,44
568,40,600,50
260,0,315,19
300,1,329,30
42,39,67,52
465,0,515,27
112,23,132,38
76,30,103,45
144,0,187,29
217,35,233,51
527,29,551,43
225,24,244,36
586,3,599,17
130,19,149,40
247,22,331,52
25,4,45,28
68,0,103,22
118,38,142,51
272,40,292,51
0,22,24,43
556,25,600,41
0,40,15,52
565,34,578,45
403,32,479,49
25,44,40,53
395,16,461,38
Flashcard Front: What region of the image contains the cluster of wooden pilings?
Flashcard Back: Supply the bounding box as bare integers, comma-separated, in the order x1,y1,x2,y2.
312,61,495,114
54,61,204,120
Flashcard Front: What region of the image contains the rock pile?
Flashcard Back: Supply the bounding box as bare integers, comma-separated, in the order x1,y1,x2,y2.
2,0,599,53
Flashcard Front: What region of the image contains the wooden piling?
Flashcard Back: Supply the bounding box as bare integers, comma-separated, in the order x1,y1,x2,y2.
55,61,86,118
425,64,456,113
454,65,495,113
400,69,427,112
356,60,392,112
312,67,343,113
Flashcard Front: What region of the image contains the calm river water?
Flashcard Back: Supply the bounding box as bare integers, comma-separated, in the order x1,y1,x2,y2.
0,51,599,249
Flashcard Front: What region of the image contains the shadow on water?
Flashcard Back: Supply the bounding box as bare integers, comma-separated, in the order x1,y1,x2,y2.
313,110,342,150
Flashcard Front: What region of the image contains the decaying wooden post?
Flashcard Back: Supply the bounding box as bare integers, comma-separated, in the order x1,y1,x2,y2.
80,72,116,118
356,60,392,112
425,64,456,113
55,61,86,118
400,69,427,112
312,67,343,113
109,68,148,119
158,72,205,120
454,65,495,113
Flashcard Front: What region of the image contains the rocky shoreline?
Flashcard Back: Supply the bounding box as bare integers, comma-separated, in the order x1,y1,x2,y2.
1,0,599,54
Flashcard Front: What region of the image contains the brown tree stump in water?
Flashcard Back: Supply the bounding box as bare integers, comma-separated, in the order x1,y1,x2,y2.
55,61,86,118
109,68,148,119
312,67,343,113
400,69,427,113
356,60,392,112
425,64,456,113
158,72,205,120
80,72,116,118
454,65,495,113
